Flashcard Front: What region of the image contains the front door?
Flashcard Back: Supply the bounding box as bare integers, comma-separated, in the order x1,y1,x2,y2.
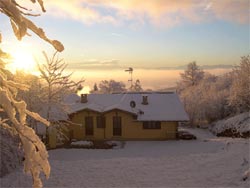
113,116,122,136
85,116,93,136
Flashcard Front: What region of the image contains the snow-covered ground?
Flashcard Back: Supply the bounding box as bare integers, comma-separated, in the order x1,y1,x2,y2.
1,128,249,188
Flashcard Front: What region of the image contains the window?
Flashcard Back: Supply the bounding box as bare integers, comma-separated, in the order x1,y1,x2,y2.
85,116,94,135
132,114,137,120
143,121,161,129
96,116,106,128
113,116,122,136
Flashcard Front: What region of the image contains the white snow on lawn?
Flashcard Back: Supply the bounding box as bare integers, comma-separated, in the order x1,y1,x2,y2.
1,128,249,188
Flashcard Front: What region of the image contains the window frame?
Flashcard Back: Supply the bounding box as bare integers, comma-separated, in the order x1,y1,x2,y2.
96,115,106,128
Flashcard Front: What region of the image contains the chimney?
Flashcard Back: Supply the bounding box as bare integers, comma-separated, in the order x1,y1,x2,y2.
81,94,88,103
142,95,148,105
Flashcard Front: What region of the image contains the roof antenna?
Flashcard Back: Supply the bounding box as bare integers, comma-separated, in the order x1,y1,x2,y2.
125,67,133,90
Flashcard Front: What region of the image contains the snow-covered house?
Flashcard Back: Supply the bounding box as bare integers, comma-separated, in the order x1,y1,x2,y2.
67,92,189,140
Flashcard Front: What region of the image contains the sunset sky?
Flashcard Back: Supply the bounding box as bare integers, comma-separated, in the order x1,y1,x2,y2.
1,0,249,90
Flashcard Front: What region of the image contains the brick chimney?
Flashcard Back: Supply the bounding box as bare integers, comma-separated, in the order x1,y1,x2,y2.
81,94,88,103
142,95,148,105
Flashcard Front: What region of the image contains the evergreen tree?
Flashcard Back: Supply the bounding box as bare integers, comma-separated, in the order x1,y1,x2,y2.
90,83,99,94
93,83,98,92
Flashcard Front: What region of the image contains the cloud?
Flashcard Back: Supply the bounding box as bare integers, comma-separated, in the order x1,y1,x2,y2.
132,64,234,70
209,0,249,24
67,59,233,71
111,33,124,37
41,0,249,27
44,0,118,25
67,59,121,70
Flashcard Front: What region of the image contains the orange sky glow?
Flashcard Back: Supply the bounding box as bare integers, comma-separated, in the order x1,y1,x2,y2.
1,0,248,90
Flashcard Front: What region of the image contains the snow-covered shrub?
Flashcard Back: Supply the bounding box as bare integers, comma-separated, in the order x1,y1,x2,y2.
71,141,93,147
210,112,250,138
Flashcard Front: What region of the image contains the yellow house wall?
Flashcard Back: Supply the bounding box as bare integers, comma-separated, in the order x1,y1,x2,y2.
104,110,178,140
71,110,105,140
71,123,84,140
70,109,178,141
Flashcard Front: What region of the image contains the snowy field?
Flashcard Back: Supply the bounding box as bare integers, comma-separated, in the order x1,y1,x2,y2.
1,128,249,188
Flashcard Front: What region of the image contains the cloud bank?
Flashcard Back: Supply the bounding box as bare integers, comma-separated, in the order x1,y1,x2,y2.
42,0,249,27
67,59,234,71
67,59,121,70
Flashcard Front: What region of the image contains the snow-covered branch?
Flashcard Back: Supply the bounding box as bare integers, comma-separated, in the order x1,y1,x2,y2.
0,0,64,52
0,1,65,187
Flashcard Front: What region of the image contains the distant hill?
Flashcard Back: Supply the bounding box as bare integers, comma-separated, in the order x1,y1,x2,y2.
148,64,233,70
157,86,177,92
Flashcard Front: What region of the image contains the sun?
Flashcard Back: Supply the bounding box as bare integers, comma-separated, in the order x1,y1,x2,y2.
77,86,90,95
10,50,36,73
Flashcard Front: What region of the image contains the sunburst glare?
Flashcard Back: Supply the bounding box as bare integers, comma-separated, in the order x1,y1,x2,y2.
8,50,36,73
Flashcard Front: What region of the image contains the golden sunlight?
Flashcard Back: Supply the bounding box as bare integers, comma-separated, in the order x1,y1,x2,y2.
77,86,90,95
9,50,36,72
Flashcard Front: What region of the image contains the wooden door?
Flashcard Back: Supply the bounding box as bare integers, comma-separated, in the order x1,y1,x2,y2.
85,116,94,136
113,116,122,136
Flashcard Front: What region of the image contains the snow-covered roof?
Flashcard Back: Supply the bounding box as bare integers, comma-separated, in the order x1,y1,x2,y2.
67,92,189,121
